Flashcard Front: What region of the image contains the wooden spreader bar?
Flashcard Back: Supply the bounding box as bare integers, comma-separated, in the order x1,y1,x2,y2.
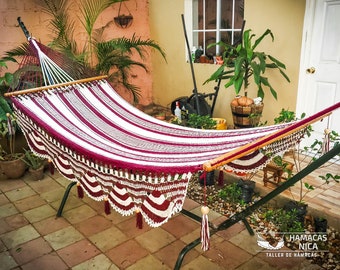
203,102,340,172
4,75,108,97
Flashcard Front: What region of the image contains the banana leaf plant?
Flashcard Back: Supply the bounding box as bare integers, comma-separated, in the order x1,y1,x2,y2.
205,29,290,100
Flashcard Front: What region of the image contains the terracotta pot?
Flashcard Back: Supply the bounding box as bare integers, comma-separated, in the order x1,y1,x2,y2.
28,166,44,181
0,153,27,179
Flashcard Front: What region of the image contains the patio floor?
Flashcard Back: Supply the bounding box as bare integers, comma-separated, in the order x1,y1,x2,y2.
1,160,338,269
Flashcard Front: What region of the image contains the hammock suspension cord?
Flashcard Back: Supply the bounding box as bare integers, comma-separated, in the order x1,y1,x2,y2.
29,38,74,85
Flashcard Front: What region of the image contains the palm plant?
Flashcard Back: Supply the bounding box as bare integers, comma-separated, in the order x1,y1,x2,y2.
39,0,166,103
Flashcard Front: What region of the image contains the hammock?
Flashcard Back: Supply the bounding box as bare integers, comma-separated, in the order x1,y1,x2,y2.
5,36,340,229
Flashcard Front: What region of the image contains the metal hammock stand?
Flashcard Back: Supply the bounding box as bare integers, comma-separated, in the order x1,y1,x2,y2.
6,17,340,270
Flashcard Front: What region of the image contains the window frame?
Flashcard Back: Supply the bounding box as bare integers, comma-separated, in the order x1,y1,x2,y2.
184,0,244,61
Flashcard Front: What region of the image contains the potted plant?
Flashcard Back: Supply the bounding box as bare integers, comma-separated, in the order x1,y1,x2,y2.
23,149,45,181
0,112,27,179
205,29,290,128
272,109,340,223
0,60,27,179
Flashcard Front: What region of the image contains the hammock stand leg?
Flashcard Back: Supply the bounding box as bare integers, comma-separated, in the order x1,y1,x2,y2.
174,144,340,270
56,181,77,217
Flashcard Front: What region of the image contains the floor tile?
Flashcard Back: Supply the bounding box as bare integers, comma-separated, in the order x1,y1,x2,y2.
228,229,260,255
135,227,176,253
89,226,128,252
5,185,36,202
63,204,97,224
57,239,100,267
181,255,223,270
10,237,53,265
72,254,117,270
182,198,201,210
23,204,56,223
154,239,200,269
33,216,69,236
203,240,253,269
0,178,26,193
44,226,84,250
256,246,307,269
100,208,132,225
0,239,6,252
235,256,277,270
74,215,113,237
115,215,152,238
0,219,12,235
4,213,29,231
215,221,245,240
106,239,148,269
0,203,18,218
125,254,171,270
27,177,62,194
21,252,68,270
0,193,9,206
40,186,72,204
0,251,18,269
1,224,40,249
162,214,200,239
14,194,47,212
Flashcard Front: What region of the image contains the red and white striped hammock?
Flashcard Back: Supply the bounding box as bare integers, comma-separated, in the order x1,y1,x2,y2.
5,38,339,228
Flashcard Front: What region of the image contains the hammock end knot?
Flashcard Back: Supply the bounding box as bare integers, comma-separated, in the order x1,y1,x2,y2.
200,206,210,251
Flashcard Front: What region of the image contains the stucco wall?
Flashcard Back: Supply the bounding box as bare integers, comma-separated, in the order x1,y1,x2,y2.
0,0,153,105
1,0,306,121
149,0,306,125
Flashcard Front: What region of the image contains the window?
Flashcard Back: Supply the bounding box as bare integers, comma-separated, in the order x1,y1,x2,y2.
185,0,244,62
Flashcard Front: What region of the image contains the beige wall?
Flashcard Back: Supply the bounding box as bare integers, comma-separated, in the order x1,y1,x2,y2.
1,0,306,122
149,0,306,125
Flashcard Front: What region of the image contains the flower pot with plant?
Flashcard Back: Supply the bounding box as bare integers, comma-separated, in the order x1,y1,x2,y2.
272,109,340,224
0,111,27,179
205,29,290,128
23,149,45,181
0,59,28,179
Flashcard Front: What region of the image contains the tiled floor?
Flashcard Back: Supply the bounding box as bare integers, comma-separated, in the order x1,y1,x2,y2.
1,159,338,269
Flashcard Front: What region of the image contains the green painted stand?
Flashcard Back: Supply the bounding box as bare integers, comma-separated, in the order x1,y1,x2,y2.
56,181,77,217
174,144,340,270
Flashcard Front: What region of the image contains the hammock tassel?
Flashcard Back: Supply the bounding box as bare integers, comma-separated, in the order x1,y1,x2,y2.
322,129,331,154
104,197,111,215
77,182,84,199
48,159,54,175
218,170,224,186
136,209,143,229
200,206,210,251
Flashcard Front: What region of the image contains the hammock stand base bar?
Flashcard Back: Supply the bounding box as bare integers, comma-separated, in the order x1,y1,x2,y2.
174,144,340,270
56,181,77,217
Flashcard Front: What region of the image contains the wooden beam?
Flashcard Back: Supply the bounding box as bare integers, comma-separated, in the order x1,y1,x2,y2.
203,108,337,172
4,75,108,97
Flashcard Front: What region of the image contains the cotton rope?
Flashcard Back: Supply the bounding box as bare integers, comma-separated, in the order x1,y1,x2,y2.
30,38,74,85
6,38,340,245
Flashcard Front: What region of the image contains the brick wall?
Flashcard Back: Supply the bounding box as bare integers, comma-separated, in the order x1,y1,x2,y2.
0,0,153,105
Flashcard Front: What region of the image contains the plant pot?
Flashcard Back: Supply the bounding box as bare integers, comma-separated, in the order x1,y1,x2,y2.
237,180,256,203
231,103,264,128
314,217,328,232
199,171,215,186
114,15,133,28
212,118,227,130
283,200,307,223
28,166,44,181
0,153,27,179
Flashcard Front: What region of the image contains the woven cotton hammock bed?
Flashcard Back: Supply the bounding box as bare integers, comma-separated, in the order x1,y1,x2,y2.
5,30,340,231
